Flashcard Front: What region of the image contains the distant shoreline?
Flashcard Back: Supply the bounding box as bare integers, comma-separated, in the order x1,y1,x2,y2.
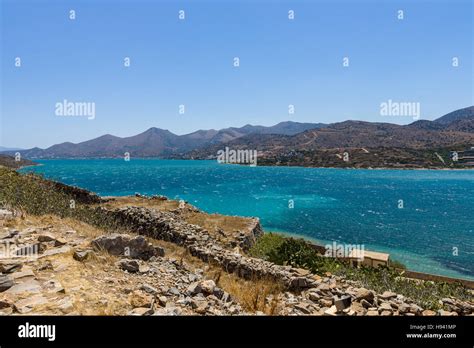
18,157,474,171
13,161,474,284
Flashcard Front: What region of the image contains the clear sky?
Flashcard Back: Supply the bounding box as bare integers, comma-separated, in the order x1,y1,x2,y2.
1,0,472,149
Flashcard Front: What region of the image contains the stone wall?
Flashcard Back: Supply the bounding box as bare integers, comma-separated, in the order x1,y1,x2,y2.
102,206,318,289
52,181,102,204
97,206,473,316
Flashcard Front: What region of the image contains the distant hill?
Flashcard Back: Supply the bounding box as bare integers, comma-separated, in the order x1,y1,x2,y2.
0,154,36,169
3,121,325,159
433,106,474,125
4,106,473,167
181,106,474,168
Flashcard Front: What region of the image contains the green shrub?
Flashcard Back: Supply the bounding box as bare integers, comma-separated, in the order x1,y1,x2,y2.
250,232,473,310
248,232,285,260
0,167,119,231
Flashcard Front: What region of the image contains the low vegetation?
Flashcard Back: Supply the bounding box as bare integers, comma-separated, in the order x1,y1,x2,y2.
250,233,472,310
0,167,119,231
1,163,472,313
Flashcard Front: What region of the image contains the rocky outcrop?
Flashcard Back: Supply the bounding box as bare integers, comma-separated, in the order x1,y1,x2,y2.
50,180,101,204
98,205,474,316
1,203,472,316
0,210,245,316
237,218,264,251
91,234,164,260
101,206,319,289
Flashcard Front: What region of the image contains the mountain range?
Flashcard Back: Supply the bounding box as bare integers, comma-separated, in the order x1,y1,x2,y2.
180,106,474,165
2,106,473,162
2,121,326,159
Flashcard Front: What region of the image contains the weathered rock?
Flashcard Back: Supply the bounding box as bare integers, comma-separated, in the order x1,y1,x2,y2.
140,284,159,295
316,283,331,292
191,298,208,314
350,301,367,315
0,229,18,239
355,288,374,303
38,233,67,247
187,282,202,296
324,305,339,316
290,277,311,289
319,298,333,307
409,304,423,315
10,268,35,281
129,290,153,308
360,299,371,309
378,302,393,313
379,291,397,300
188,273,198,282
307,291,320,302
294,303,312,314
92,234,160,260
55,297,74,314
129,307,154,316
0,275,14,292
158,296,168,306
118,259,140,273
438,309,458,316
0,261,23,274
213,287,225,299
168,287,180,296
138,264,150,273
5,279,41,294
42,279,65,294
334,295,352,312
154,246,165,257
398,303,411,314
40,246,71,258
422,309,437,316
200,280,216,294
441,298,455,305
73,249,94,262
14,294,48,313
293,268,311,277
0,307,13,315
0,297,13,309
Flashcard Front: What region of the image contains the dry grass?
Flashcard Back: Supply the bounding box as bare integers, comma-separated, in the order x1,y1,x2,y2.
1,214,106,240
2,206,287,315
101,195,254,243
207,269,283,314
101,196,180,211
52,251,130,315
184,211,250,235
147,237,284,314
2,212,130,315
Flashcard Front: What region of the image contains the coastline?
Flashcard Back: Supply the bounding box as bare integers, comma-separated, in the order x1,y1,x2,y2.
255,229,474,284
2,163,473,316
17,157,474,171
16,158,474,283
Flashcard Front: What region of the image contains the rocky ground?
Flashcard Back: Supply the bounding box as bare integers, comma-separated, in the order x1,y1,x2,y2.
1,201,472,317
0,211,247,315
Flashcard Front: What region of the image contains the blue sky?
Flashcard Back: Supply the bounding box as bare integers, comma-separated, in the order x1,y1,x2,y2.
1,0,472,149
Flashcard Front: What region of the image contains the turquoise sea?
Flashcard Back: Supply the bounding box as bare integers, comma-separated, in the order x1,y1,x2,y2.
20,159,474,280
